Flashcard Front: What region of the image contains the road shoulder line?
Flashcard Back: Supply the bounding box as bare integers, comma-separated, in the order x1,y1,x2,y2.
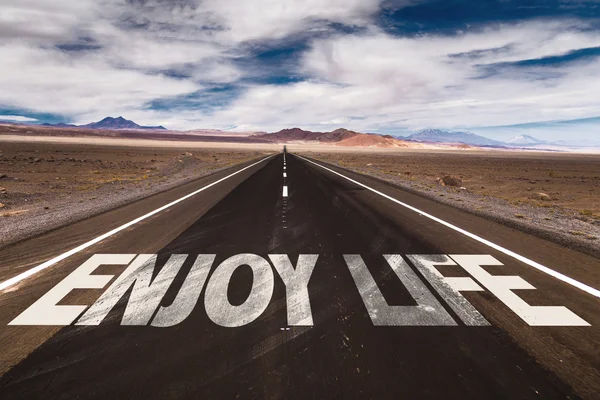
296,154,600,298
0,155,275,292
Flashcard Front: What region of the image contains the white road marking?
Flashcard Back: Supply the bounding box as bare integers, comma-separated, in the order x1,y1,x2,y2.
297,155,600,298
152,254,215,327
204,254,274,327
450,254,588,326
8,254,135,325
345,254,456,326
10,252,588,327
75,254,186,326
269,254,318,326
0,155,274,292
407,255,489,326
282,179,288,228
283,172,287,177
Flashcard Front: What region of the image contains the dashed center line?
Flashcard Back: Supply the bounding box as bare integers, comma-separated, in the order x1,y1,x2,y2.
282,151,288,229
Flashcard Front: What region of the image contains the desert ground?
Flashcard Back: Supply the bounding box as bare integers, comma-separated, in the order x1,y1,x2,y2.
1,131,598,256
0,123,267,143
296,148,600,257
0,138,276,247
0,132,599,399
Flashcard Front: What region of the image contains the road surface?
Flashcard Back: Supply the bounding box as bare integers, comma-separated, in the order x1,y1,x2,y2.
0,152,598,399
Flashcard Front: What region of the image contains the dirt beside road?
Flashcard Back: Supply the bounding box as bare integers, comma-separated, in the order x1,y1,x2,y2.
303,150,600,257
0,141,271,248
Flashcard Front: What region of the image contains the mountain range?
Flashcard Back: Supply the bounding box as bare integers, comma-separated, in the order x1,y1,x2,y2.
401,129,507,147
255,128,361,142
42,116,166,130
257,127,555,148
3,115,589,148
397,129,587,148
505,135,547,146
255,128,411,148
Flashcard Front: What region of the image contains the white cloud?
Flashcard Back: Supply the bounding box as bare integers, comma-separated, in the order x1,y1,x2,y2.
193,20,600,137
0,0,234,122
0,0,98,42
0,43,200,118
200,0,380,42
0,0,599,140
0,0,381,126
0,115,38,122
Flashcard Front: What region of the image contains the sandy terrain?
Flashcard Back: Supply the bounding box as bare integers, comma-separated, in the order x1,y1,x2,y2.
254,127,476,150
1,124,475,151
301,150,600,257
0,139,273,248
285,141,475,152
1,132,598,256
0,123,271,145
0,134,281,151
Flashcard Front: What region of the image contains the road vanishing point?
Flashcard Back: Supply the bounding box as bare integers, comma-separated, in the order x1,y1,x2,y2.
0,151,598,399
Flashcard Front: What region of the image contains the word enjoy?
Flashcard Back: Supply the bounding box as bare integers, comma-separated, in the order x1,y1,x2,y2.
9,253,589,327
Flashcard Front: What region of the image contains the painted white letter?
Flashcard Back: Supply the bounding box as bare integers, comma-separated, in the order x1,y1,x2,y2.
344,255,456,326
269,254,318,326
408,255,489,326
9,254,136,325
152,255,215,327
450,255,589,326
76,254,186,326
204,254,274,327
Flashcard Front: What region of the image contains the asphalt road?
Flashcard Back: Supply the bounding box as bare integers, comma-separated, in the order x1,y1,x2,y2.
0,152,598,399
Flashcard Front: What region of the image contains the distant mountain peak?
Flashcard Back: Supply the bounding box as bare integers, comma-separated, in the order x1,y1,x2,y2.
404,130,555,148
41,116,166,130
84,116,140,129
257,127,361,142
506,134,545,144
330,128,351,133
405,129,505,147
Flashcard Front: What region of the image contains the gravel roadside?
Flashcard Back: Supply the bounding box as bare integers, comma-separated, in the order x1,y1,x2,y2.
0,152,267,250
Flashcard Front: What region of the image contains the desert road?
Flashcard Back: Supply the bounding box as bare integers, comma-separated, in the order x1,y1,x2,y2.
0,151,598,399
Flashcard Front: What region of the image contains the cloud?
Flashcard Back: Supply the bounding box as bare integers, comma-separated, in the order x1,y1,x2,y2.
0,0,231,123
0,43,200,120
1,0,600,140
194,19,600,136
0,0,98,42
0,115,38,122
0,0,381,126
199,0,380,42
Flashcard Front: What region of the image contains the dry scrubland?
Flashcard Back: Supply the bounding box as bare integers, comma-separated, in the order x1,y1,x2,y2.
301,150,600,256
1,132,598,256
0,140,273,247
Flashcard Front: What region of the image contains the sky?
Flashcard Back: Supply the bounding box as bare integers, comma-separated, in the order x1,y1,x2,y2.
1,0,600,142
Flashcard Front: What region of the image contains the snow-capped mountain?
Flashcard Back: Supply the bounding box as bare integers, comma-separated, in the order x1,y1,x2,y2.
404,129,506,147
506,135,546,146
